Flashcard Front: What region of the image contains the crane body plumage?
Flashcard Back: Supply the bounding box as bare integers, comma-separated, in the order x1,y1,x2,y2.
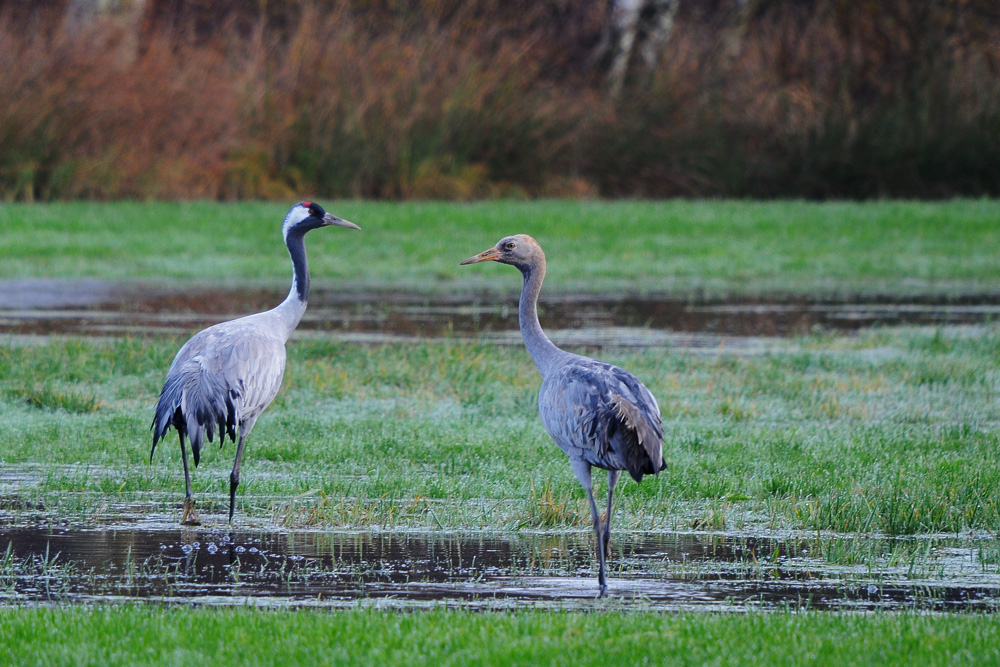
151,317,286,465
150,201,359,525
462,234,665,596
540,358,663,482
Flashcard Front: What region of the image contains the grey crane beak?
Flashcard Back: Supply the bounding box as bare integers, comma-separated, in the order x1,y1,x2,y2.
460,247,500,265
322,212,361,230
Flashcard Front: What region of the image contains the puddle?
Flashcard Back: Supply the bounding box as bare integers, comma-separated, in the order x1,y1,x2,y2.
2,280,999,343
2,524,997,611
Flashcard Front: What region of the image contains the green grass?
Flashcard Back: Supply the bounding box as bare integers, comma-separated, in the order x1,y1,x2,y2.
1,199,998,294
1,606,998,666
2,324,998,536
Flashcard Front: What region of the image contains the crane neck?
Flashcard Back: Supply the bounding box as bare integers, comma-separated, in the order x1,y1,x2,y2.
517,259,562,378
273,228,311,338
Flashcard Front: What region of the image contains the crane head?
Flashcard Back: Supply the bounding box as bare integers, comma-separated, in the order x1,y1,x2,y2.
282,201,360,240
460,234,543,273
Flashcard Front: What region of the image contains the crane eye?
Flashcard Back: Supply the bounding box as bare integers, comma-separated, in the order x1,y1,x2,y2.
505,242,516,250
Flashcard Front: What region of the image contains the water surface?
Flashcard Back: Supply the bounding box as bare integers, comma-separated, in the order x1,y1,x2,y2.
3,279,997,344
2,524,997,611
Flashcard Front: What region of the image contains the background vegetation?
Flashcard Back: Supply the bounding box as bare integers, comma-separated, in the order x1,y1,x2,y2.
2,0,998,201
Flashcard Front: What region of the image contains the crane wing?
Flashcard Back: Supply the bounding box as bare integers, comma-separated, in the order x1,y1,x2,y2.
151,322,286,465
540,359,664,482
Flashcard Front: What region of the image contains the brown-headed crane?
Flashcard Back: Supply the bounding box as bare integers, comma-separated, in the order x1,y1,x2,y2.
462,234,665,596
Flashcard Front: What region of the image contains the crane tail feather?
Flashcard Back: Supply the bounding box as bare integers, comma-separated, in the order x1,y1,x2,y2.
610,394,665,482
188,423,203,467
150,360,240,468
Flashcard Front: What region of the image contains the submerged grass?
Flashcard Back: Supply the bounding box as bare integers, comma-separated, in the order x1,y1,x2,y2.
1,606,999,666
1,199,999,294
1,324,998,537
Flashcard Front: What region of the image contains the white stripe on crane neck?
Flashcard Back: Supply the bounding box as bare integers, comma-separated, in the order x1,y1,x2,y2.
281,205,312,241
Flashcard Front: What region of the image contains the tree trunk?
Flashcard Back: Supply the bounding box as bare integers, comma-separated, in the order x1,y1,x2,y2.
593,0,681,98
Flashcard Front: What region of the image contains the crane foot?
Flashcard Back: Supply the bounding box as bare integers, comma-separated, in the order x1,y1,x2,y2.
181,499,202,526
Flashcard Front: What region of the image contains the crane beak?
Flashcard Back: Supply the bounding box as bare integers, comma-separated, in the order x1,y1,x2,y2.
460,247,500,265
322,212,361,230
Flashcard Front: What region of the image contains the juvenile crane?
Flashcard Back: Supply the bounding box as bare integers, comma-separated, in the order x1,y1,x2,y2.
461,235,665,596
151,202,360,525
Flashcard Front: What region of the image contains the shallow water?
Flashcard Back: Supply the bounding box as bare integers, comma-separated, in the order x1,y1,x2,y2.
2,279,999,344
2,523,997,611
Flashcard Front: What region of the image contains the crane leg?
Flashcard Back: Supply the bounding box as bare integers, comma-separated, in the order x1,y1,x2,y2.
571,459,607,597
178,432,201,526
228,432,248,523
603,470,621,559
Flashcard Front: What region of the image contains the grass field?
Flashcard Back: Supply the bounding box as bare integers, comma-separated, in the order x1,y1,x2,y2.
1,199,998,294
2,607,999,667
1,327,999,536
2,200,999,662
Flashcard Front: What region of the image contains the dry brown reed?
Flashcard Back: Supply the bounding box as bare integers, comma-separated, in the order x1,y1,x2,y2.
1,0,997,200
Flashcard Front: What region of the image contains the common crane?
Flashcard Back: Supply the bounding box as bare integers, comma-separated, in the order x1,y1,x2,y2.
461,234,665,596
151,201,360,525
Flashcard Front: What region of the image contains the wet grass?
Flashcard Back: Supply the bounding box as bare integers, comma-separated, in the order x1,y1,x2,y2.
1,324,998,537
2,606,999,666
2,199,999,295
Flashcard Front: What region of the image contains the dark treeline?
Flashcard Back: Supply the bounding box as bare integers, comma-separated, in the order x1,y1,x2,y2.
2,0,998,200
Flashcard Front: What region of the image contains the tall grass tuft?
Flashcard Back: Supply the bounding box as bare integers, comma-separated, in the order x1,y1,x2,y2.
15,384,102,414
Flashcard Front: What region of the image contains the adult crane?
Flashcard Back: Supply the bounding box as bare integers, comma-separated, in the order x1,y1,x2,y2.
461,234,665,596
151,201,360,525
